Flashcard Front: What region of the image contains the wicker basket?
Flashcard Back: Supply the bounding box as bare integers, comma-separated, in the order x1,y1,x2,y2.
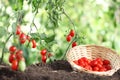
66,45,120,76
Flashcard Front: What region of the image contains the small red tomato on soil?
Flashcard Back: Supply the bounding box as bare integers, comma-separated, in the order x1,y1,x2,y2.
103,59,110,65
41,49,47,56
42,55,47,63
31,39,36,48
9,53,16,63
66,35,72,42
72,41,77,48
16,25,21,35
11,59,18,70
9,46,17,53
19,33,27,44
69,29,75,37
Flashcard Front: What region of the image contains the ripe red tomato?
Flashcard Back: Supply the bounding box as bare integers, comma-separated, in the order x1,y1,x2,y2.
96,64,102,69
105,65,111,70
103,59,110,65
80,57,88,62
17,56,25,62
19,33,27,44
26,35,30,42
84,65,92,70
9,46,17,53
99,67,106,72
9,53,16,63
93,66,99,71
78,59,86,67
41,49,47,55
69,29,75,37
66,35,72,42
16,50,23,56
11,59,18,70
31,39,36,48
90,60,98,67
16,25,21,35
42,55,47,63
72,41,77,48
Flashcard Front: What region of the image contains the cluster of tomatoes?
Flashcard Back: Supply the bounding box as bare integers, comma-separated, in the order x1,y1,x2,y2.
16,25,36,48
40,49,52,63
66,29,77,48
73,57,112,72
8,25,38,71
9,46,26,71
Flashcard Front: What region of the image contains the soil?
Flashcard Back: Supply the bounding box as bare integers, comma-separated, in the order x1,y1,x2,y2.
0,60,120,80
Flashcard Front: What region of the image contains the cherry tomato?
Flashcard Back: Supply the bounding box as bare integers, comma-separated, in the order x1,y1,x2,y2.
90,60,98,67
93,66,99,71
78,59,85,67
105,65,111,71
66,35,72,42
31,39,36,48
16,50,23,56
42,55,47,63
41,49,47,55
69,29,75,37
9,53,16,63
18,60,26,71
72,41,77,48
103,59,110,65
11,59,18,70
84,65,92,70
96,64,102,69
9,46,17,53
16,25,21,35
19,33,27,44
26,35,30,42
99,67,106,72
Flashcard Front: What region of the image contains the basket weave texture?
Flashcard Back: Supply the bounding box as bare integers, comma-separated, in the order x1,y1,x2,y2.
66,45,120,76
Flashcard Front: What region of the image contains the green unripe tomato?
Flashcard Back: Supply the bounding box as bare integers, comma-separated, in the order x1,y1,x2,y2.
18,60,26,71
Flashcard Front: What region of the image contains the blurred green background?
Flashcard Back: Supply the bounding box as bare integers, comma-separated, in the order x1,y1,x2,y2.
0,0,120,65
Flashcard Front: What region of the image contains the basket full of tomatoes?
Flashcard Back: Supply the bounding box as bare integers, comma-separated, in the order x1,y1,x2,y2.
66,45,120,76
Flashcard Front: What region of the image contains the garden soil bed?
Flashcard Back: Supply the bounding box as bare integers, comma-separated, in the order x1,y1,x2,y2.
0,60,120,80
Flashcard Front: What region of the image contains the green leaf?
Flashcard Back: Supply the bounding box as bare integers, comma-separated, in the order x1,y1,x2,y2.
0,28,6,38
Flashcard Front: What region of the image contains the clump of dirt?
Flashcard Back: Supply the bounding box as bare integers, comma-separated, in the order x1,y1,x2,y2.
0,60,120,80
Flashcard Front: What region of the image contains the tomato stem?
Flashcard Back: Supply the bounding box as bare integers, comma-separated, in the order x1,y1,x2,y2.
62,9,77,36
0,33,13,64
62,36,76,60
